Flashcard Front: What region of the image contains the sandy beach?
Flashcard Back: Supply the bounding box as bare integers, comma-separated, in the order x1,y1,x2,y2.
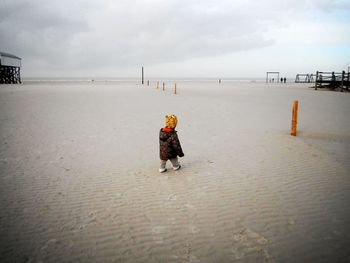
0,80,349,262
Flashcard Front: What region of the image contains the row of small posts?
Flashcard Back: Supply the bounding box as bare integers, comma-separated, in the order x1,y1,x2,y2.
142,67,177,94
155,81,177,94
143,79,177,95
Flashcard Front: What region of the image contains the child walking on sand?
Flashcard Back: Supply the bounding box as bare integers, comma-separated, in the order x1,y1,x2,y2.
159,114,184,173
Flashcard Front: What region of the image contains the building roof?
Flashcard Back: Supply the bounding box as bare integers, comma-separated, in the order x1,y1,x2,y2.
0,51,21,60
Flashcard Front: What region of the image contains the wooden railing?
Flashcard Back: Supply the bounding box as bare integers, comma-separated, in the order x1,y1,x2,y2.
314,71,349,91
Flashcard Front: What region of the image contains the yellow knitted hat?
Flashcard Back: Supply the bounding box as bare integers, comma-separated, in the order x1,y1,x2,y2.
165,114,178,129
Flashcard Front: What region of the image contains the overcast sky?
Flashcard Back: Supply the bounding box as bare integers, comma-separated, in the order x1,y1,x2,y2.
1,0,350,78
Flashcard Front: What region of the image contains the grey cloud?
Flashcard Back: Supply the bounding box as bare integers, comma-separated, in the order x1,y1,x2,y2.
68,0,277,68
0,0,88,62
0,0,348,76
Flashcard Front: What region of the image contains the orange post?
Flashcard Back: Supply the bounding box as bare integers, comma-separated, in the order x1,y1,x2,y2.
174,83,177,94
291,101,298,136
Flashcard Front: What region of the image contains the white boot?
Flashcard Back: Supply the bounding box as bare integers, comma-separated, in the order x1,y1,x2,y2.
173,165,181,171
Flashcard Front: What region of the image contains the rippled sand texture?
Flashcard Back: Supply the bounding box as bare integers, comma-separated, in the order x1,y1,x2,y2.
1,81,349,262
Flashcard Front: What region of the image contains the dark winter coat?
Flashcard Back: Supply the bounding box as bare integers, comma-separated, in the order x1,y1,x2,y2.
159,128,184,160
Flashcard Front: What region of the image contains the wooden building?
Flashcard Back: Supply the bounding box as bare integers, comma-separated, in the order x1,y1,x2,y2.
0,52,21,84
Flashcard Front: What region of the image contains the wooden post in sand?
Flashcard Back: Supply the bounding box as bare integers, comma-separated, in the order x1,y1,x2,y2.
174,83,177,94
142,66,144,85
163,82,165,91
291,101,298,136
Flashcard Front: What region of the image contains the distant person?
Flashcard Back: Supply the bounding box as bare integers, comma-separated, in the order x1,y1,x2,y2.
284,77,286,83
280,77,283,83
159,114,184,173
272,78,274,83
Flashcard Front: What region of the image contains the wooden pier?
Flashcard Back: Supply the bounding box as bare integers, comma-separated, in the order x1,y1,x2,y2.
0,52,21,84
315,71,350,91
295,74,314,83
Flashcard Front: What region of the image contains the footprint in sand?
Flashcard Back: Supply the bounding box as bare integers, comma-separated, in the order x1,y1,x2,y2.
232,228,274,262
189,225,200,234
185,203,195,209
152,225,166,234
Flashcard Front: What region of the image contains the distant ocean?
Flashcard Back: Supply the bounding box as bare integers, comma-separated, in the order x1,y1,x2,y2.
22,77,268,83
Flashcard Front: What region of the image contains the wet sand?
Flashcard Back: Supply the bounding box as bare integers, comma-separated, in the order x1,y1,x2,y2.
0,80,349,262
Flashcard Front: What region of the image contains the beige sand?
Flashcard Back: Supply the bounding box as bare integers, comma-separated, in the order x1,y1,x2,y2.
0,80,349,262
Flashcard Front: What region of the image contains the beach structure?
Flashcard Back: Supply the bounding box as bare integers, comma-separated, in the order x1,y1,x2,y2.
295,74,314,83
314,71,350,91
266,71,280,83
0,52,21,84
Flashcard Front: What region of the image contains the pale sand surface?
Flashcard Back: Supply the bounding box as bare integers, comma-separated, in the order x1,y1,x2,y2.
0,80,349,262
